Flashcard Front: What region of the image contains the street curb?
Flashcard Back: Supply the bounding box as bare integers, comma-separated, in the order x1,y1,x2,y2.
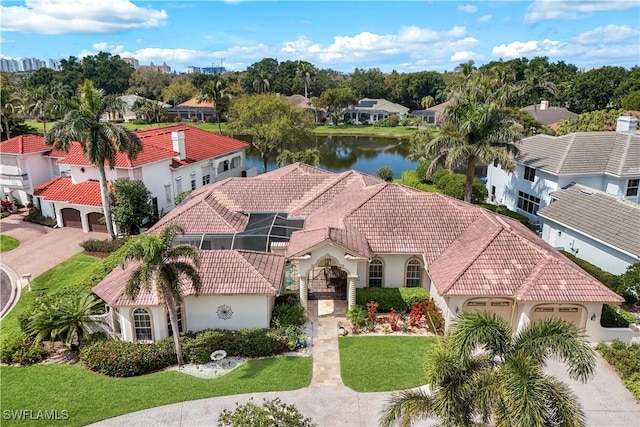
0,262,22,319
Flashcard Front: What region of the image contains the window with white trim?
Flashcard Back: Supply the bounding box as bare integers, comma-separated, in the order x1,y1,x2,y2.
167,306,183,337
133,308,152,341
218,160,229,173
202,164,212,186
626,179,639,197
368,259,383,287
517,191,540,215
190,171,197,190
406,259,422,288
524,166,536,182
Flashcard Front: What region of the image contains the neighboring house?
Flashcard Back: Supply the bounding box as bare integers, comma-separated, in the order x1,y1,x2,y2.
520,100,578,130
343,98,409,124
486,119,640,225
538,183,640,275
408,101,451,125
0,134,57,206
285,94,326,123
103,95,171,123
32,124,255,233
93,163,631,344
166,98,216,122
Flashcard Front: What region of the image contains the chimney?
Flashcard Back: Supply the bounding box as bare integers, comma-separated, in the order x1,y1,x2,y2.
616,116,638,133
540,100,549,111
171,131,186,160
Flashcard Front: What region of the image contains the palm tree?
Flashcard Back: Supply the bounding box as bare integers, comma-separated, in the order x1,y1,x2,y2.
121,224,202,366
45,80,142,240
277,148,321,167
253,70,271,94
516,65,558,120
196,76,229,133
424,100,521,203
0,86,20,140
20,85,49,135
380,312,595,427
28,293,104,350
296,61,314,99
420,96,435,109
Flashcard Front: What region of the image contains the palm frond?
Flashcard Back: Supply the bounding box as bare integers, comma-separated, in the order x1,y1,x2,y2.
449,312,512,359
542,376,586,427
379,388,437,427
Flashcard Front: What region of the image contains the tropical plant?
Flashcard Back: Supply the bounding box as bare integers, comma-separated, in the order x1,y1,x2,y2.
296,61,315,99
110,178,153,236
420,95,435,109
314,87,358,126
120,223,202,365
515,64,559,120
376,166,393,181
131,98,166,125
196,75,229,133
424,100,521,203
27,293,104,350
277,148,321,167
346,305,366,332
218,398,316,427
380,311,596,427
45,79,142,240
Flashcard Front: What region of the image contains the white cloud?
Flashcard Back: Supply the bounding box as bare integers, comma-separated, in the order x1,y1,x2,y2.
525,0,639,23
0,0,168,34
478,14,493,24
457,4,478,14
492,39,569,58
450,51,480,62
572,25,640,45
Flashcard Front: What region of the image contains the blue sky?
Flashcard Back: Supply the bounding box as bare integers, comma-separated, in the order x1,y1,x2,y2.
1,0,638,73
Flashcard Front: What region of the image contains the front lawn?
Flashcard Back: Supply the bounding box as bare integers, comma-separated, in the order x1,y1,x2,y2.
0,253,101,343
0,234,19,252
339,336,436,392
313,124,418,138
0,357,312,427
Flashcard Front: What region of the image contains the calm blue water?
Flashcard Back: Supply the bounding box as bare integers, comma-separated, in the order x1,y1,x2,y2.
244,135,419,178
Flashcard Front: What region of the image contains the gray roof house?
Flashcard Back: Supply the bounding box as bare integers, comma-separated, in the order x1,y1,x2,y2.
520,100,578,130
344,98,410,124
538,183,640,274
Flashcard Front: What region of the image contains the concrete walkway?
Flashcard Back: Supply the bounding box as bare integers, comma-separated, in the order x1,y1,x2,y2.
309,299,346,387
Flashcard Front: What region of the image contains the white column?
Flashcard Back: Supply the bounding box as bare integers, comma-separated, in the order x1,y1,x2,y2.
347,276,357,309
299,276,308,310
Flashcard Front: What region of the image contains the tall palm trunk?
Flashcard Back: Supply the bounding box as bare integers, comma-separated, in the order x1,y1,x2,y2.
165,293,185,366
464,158,476,203
216,107,222,134
97,164,116,240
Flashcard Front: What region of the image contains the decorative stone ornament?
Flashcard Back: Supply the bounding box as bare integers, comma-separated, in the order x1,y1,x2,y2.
216,304,233,320
210,350,227,361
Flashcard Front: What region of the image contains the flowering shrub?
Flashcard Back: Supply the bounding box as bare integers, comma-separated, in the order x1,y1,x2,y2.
420,298,445,335
366,301,379,322
388,308,399,331
0,200,12,212
408,302,424,327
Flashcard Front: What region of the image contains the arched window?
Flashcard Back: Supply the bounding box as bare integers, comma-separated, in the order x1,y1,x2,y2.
167,306,183,337
368,259,383,287
231,156,241,169
218,160,229,174
133,308,152,341
405,259,422,288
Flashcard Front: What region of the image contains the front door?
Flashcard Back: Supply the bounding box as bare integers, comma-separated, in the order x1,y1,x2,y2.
307,263,348,300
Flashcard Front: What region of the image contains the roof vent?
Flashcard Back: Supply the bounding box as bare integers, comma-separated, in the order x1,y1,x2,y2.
616,115,638,132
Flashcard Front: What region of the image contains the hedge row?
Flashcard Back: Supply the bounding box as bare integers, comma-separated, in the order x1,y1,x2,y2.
601,304,637,328
479,203,530,226
81,338,176,377
596,340,640,400
80,238,129,254
356,287,430,313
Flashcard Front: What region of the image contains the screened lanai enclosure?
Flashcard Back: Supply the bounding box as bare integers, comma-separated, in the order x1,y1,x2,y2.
174,212,305,251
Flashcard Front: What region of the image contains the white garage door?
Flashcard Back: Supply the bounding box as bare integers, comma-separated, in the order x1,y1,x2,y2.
530,305,585,328
463,298,514,326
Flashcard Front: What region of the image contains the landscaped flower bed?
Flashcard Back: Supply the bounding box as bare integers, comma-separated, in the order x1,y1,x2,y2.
345,299,444,336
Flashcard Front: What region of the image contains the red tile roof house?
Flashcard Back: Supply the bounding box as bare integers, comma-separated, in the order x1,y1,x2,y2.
93,163,635,342
26,125,254,233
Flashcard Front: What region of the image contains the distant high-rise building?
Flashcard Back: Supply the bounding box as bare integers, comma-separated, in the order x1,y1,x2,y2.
1,57,47,72
185,66,201,74
48,59,61,70
122,57,139,70
201,66,226,75
0,58,19,72
140,61,171,74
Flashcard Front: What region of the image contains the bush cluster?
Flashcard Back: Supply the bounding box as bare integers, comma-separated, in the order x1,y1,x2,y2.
23,208,57,227
174,190,193,206
373,115,400,127
271,294,306,327
182,328,288,364
596,340,640,399
480,203,529,226
80,238,128,254
429,169,488,204
80,338,176,377
600,304,637,328
400,171,438,193
356,287,430,313
0,335,46,365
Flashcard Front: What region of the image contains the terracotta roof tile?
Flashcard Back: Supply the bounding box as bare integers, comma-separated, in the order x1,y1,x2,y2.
93,250,284,305
33,177,104,206
0,134,49,154
287,227,371,258
57,142,176,167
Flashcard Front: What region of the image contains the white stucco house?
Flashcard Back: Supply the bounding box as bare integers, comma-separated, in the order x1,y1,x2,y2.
103,95,171,123
538,183,640,275
93,163,634,344
27,124,255,233
485,120,640,228
343,98,410,124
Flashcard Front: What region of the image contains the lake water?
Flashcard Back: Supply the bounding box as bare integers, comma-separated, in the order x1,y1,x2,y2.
244,135,419,178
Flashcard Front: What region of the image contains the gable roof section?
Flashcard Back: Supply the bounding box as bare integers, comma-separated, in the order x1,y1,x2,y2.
0,134,50,154
520,104,577,126
175,97,214,108
355,98,410,114
538,183,640,257
287,226,371,259
33,177,104,206
56,141,176,167
93,250,284,305
516,132,640,176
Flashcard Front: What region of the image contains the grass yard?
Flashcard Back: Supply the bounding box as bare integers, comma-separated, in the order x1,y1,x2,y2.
0,357,312,427
0,234,20,252
313,124,418,138
339,336,436,392
0,253,101,344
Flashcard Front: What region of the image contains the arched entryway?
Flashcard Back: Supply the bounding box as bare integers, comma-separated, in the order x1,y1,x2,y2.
307,257,348,300
61,208,82,229
87,212,107,233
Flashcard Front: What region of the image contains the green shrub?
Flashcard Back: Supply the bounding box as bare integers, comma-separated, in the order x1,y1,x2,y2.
173,115,183,122
356,287,430,313
218,398,316,427
346,305,366,331
601,304,637,327
80,238,128,254
374,115,399,127
376,166,393,181
415,162,430,183
174,190,193,205
596,340,640,399
272,303,306,327
480,203,530,226
399,171,438,193
80,339,176,377
559,251,628,299
430,168,452,188
0,334,46,365
23,208,57,227
624,373,640,400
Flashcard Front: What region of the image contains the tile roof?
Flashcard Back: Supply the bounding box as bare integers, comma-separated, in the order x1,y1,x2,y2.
516,131,640,176
33,177,104,206
55,124,248,168
538,183,640,258
93,250,284,305
0,134,49,154
144,162,622,304
176,97,214,108
520,104,578,126
354,98,410,114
